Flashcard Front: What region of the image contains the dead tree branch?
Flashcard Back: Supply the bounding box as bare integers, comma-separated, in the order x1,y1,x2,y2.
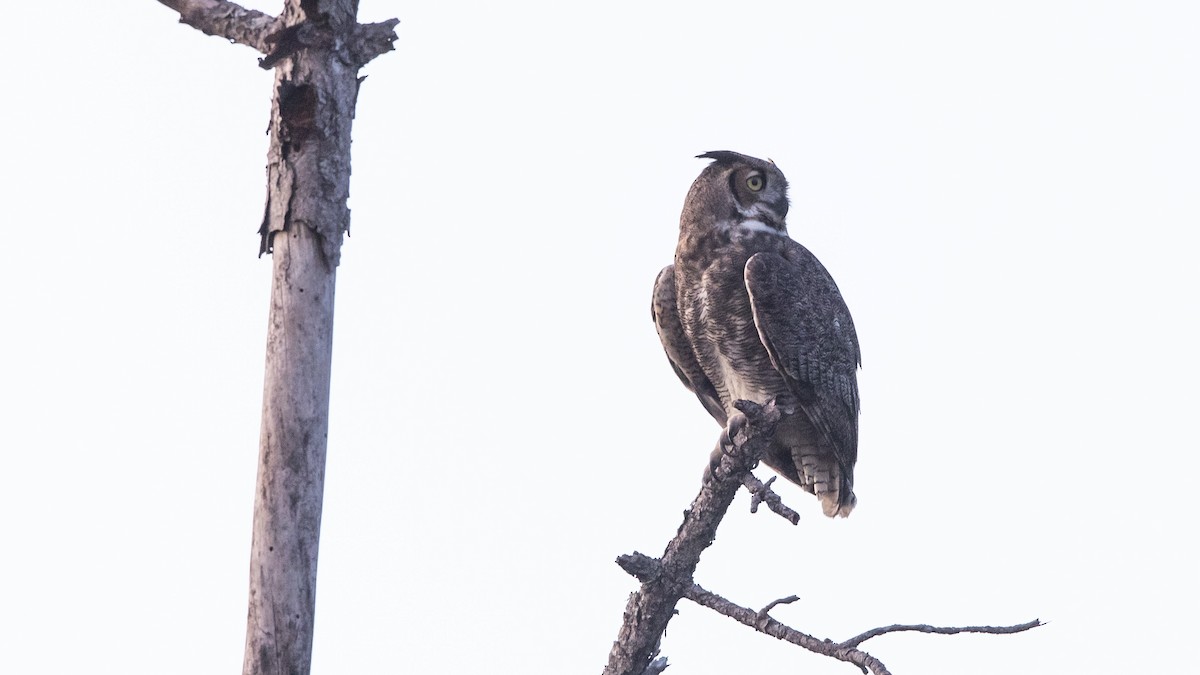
689,581,1041,675
685,581,893,675
621,553,1041,675
158,0,282,53
607,397,1042,674
741,473,800,524
838,619,1045,649
603,400,784,675
157,1,399,69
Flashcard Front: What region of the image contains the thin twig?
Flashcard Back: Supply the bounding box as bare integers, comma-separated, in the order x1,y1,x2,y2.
757,594,801,620
839,619,1044,649
685,582,892,675
685,579,1042,675
742,474,801,524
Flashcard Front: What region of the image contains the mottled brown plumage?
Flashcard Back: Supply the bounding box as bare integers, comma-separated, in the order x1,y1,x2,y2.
652,151,861,517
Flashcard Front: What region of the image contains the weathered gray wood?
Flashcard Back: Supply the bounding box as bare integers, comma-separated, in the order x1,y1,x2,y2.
243,3,383,673
245,211,336,674
156,2,396,674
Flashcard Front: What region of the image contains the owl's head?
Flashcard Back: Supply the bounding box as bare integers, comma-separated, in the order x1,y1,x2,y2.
681,151,790,236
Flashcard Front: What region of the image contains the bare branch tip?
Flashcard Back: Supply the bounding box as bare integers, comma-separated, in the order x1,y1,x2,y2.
640,657,670,675
740,472,801,524
757,594,801,619
616,552,662,583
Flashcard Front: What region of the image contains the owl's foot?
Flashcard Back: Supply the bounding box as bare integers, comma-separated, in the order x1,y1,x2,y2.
703,412,748,484
703,399,780,484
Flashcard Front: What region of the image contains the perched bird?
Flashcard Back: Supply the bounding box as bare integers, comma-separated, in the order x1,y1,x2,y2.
652,151,861,517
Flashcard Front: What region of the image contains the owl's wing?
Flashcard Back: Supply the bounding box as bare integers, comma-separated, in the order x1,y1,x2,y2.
744,246,860,471
652,265,728,426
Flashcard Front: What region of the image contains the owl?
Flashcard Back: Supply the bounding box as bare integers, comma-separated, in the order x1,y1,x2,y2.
652,151,861,517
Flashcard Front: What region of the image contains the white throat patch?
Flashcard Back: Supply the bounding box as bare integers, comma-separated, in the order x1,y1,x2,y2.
722,202,787,236
717,219,786,236
737,219,784,235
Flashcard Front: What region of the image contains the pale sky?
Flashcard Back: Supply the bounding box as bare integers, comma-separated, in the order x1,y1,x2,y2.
2,2,1197,674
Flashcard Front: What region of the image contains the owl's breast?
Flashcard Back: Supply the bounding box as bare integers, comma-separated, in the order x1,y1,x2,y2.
684,250,790,414
709,344,783,411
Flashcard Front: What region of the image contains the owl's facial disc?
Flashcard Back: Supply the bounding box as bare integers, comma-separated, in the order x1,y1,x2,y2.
729,166,788,229
693,151,791,233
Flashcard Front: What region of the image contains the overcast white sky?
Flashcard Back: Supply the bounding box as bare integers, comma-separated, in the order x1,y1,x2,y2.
2,2,1197,674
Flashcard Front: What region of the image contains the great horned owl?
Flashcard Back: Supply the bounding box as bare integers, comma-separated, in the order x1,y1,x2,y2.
652,151,861,517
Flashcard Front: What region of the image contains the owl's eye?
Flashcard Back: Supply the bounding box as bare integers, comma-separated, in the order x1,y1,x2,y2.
746,173,765,192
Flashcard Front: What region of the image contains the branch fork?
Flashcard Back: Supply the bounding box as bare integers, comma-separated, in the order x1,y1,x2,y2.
159,0,399,68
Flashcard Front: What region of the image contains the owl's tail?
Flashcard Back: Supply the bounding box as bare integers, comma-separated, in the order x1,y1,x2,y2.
793,445,856,518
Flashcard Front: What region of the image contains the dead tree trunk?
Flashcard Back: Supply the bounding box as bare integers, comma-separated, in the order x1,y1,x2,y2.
156,2,397,674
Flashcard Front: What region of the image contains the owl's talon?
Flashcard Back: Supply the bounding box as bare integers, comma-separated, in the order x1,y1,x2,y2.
704,411,755,483
725,411,749,443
